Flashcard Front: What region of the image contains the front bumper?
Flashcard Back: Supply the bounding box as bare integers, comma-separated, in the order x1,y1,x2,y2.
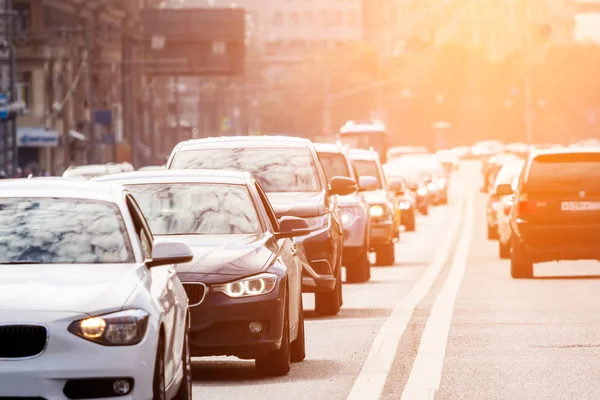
0,310,157,400
296,223,341,293
369,220,395,246
513,221,600,262
188,279,285,360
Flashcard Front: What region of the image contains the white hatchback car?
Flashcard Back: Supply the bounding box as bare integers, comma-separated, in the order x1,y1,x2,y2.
0,179,194,400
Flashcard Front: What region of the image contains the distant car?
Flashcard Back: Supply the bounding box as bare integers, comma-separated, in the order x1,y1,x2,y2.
167,136,356,316
0,179,194,399
384,163,430,215
349,148,398,266
506,148,600,278
486,159,525,240
497,174,522,259
394,154,448,205
436,149,459,173
62,163,131,179
97,169,307,376
387,146,429,163
382,167,417,231
315,143,371,283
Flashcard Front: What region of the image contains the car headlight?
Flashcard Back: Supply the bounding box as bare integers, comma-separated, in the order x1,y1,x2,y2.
417,188,428,196
399,201,411,210
68,309,149,346
211,273,278,298
370,204,384,217
427,183,437,191
305,214,328,231
340,207,360,225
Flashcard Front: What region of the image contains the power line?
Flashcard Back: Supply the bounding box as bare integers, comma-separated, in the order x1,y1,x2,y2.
44,51,88,125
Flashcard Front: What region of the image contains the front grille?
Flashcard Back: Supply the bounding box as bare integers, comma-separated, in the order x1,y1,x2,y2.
182,282,207,307
0,325,47,359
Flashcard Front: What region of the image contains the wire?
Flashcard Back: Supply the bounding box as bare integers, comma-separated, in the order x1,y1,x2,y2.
44,51,88,124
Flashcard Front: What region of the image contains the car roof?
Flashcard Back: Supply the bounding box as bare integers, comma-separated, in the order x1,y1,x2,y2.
313,142,348,154
0,179,124,202
348,148,379,161
532,147,600,157
339,120,386,134
94,169,253,186
174,135,313,151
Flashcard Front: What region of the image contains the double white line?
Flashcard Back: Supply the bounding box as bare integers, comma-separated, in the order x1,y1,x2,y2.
347,180,475,400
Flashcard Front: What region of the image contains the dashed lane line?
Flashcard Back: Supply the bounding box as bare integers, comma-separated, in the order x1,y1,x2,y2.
400,182,475,400
346,180,470,400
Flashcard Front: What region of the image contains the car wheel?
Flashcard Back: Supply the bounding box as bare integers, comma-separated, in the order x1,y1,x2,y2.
375,243,395,266
290,297,306,363
404,212,416,232
499,240,511,259
315,266,342,316
173,314,192,400
152,335,166,400
510,237,533,279
345,247,370,283
487,224,499,240
256,290,291,376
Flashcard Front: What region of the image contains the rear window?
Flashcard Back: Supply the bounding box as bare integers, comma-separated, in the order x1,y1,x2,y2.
353,159,383,189
525,153,600,191
318,152,351,181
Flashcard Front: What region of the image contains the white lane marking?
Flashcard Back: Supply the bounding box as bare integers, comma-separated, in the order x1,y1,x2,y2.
401,183,475,400
346,181,470,400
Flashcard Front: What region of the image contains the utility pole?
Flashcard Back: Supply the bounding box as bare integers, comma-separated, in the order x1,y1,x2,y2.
524,27,533,145
323,67,331,136
85,17,96,164
173,76,180,142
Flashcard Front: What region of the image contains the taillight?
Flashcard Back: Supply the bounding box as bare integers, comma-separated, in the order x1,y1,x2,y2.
503,204,512,216
517,200,548,214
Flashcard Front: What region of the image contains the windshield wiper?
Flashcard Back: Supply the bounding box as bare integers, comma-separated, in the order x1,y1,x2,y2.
0,261,40,265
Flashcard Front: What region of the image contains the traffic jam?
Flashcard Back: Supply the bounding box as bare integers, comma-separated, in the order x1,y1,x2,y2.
2,123,600,399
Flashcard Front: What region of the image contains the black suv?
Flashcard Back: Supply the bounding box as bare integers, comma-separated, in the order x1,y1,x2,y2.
166,136,356,315
500,148,600,278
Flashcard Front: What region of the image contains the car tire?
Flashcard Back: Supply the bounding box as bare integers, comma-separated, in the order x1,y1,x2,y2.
256,290,291,376
404,213,416,232
290,297,306,363
152,335,166,400
510,237,533,279
487,224,499,240
345,247,370,283
315,267,342,316
375,243,395,266
173,314,192,400
499,240,511,259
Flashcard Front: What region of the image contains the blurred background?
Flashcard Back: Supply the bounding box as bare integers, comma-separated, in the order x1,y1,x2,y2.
1,0,600,176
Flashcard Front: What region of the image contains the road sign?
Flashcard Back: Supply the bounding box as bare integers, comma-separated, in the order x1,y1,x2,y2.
0,93,8,120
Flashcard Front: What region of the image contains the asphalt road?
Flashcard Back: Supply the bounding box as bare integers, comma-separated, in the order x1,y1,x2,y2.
191,162,600,399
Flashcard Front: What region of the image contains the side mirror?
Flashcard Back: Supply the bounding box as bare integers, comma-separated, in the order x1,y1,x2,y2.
388,179,405,195
276,216,312,239
147,240,194,268
328,176,356,196
358,176,378,192
496,183,514,196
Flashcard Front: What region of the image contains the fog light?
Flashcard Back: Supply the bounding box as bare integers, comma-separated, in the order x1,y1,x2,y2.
113,380,131,395
249,321,263,333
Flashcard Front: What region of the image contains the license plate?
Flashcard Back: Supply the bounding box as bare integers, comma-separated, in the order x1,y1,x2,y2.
561,201,600,211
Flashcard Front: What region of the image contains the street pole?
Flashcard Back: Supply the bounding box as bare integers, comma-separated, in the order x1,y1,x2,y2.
85,17,96,164
524,69,533,144
173,76,181,142
323,67,331,136
6,0,16,176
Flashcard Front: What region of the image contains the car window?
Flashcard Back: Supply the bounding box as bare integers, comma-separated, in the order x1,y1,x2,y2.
525,153,600,192
0,198,134,264
126,183,262,235
493,161,525,190
255,181,280,232
318,152,351,181
170,147,322,192
126,195,153,260
353,159,383,189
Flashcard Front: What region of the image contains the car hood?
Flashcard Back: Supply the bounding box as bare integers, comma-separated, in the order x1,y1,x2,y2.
165,234,274,283
362,189,389,205
0,264,145,313
267,191,325,218
337,192,362,207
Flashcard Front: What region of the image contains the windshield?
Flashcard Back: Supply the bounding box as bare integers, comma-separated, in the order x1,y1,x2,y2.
353,159,383,189
170,148,322,193
0,198,134,264
318,152,351,181
126,183,262,235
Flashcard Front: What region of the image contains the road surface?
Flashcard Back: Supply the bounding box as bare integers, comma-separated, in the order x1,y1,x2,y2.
191,162,600,399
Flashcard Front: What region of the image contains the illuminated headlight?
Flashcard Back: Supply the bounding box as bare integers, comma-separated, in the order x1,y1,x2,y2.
305,215,328,230
417,188,428,196
370,205,385,217
437,180,446,189
427,183,437,191
399,201,411,210
212,273,278,298
68,309,149,346
340,207,360,225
